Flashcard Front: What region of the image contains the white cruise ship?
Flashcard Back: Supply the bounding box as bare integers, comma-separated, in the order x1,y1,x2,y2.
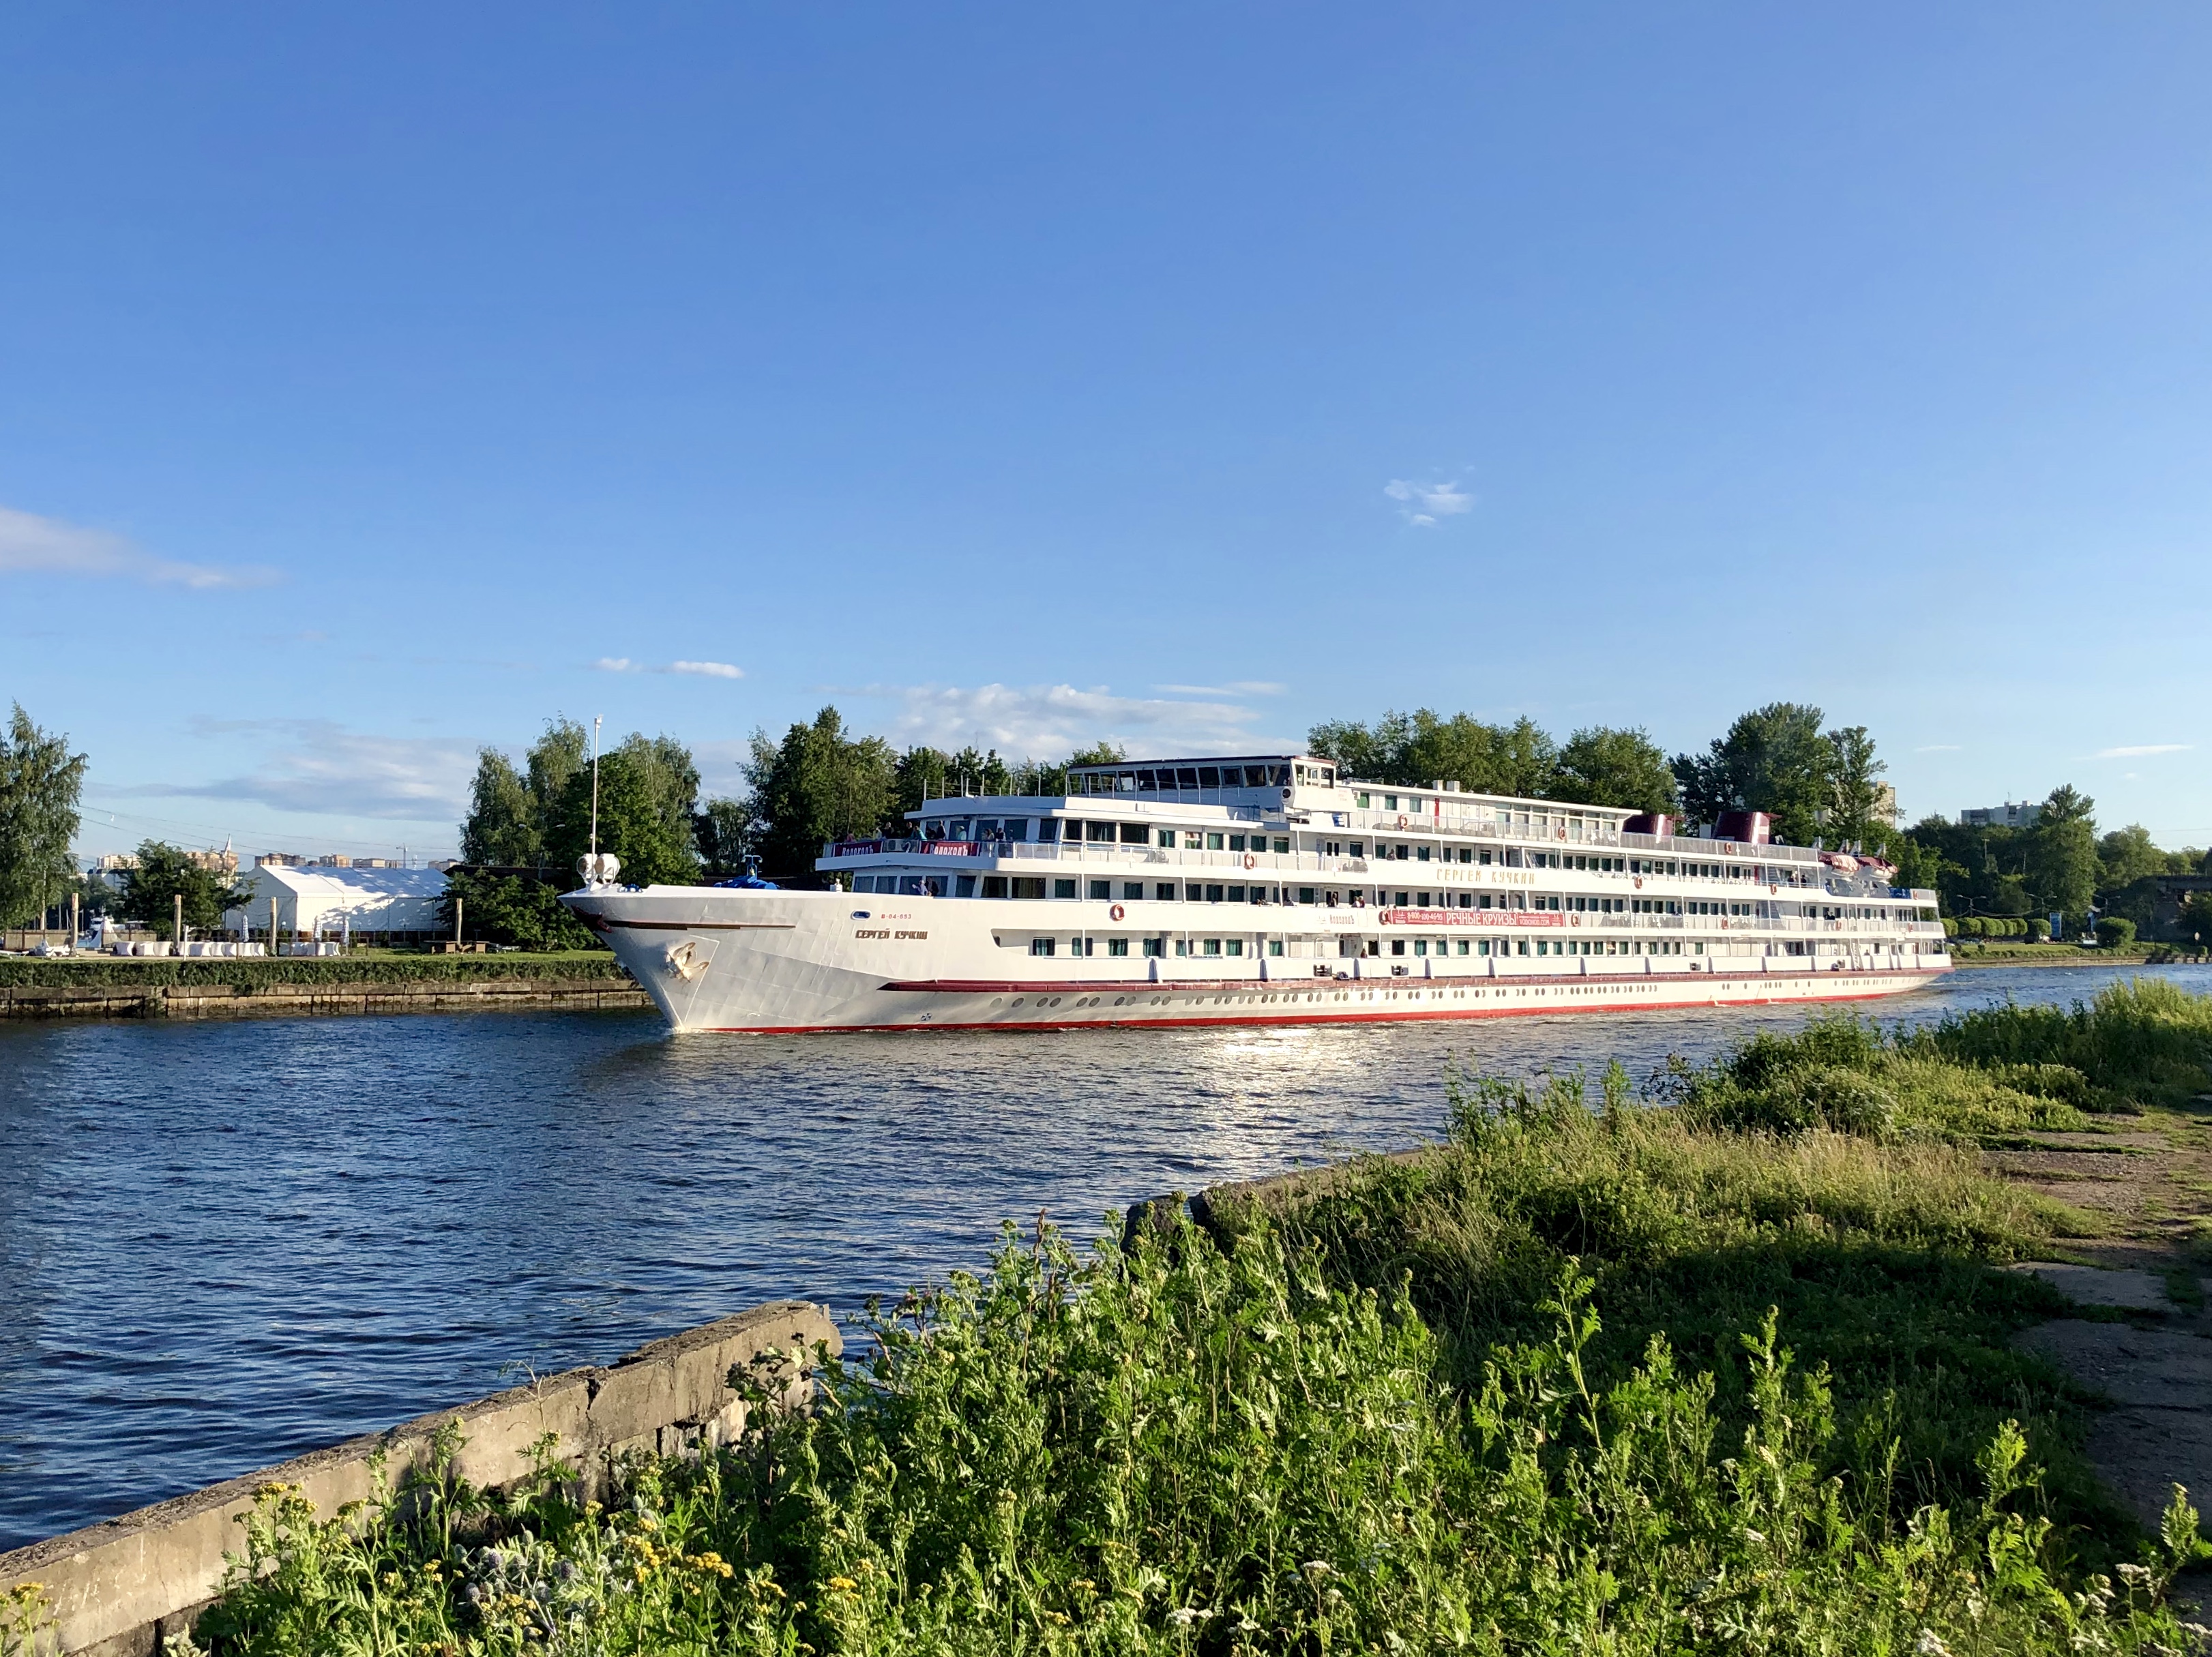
561,752,1949,1034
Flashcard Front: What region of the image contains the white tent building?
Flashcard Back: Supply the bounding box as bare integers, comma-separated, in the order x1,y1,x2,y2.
224,864,448,944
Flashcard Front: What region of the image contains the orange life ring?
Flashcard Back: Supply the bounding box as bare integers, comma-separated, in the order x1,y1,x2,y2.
1557,828,1567,841
1570,913,1581,927
1396,813,1409,829
1242,852,1256,870
1108,904,1125,921
1634,876,1643,889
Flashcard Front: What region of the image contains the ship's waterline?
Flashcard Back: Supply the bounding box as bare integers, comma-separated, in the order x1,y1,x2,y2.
565,749,1947,1032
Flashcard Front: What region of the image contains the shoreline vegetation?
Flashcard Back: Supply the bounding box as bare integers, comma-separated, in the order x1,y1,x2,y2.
11,980,2205,1655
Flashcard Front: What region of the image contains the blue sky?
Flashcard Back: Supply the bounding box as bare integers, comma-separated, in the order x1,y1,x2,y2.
5,3,2208,862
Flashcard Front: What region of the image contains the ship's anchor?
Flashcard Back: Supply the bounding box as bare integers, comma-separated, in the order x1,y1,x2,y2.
664,939,709,982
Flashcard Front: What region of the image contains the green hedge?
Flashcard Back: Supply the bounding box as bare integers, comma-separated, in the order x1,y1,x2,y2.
0,952,628,990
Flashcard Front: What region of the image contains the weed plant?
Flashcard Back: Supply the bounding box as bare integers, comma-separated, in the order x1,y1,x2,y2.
144,1220,2202,1657
1902,977,2212,1110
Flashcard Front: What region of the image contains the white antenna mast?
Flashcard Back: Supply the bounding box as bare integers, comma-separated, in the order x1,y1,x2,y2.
588,715,603,860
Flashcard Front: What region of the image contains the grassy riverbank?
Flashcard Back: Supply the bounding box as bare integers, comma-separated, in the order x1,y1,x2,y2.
0,951,623,991
49,981,2211,1656
1950,940,2206,968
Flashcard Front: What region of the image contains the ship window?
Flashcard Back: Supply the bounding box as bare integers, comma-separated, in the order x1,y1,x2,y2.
1155,882,1175,901
1227,884,1246,902
1088,820,1113,842
1177,768,1199,788
1053,879,1077,899
1268,940,1284,956
1228,835,1245,852
1205,884,1224,903
1203,938,1222,956
924,876,946,897
1479,894,1492,909
1012,877,1046,900
1031,937,1055,956
1458,893,1473,908
1036,819,1059,842
1456,940,1470,955
1391,940,1406,955
1089,880,1111,900
1417,846,1431,862
1383,794,1398,810
1198,768,1220,788
1299,886,1316,904
955,876,976,898
1355,792,1371,808
1071,938,1093,957
1108,938,1129,956
1003,818,1030,841
1143,937,1165,957
1226,940,1243,957
1349,841,1365,856
1205,832,1224,850
1181,832,1202,848
982,876,1009,899
1479,850,1492,865
1275,837,1291,853
1119,822,1147,844
1414,940,1428,956
924,820,944,839
1123,882,1144,900
1156,828,1174,847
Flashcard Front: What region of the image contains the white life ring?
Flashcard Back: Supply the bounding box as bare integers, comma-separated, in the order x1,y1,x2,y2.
1242,853,1256,870
1109,904,1125,921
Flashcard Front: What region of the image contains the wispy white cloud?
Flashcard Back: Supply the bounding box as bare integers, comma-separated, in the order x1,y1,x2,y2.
1383,477,1473,528
106,719,477,820
868,683,1278,759
1914,744,1963,753
0,503,280,589
592,657,743,679
2092,743,2190,759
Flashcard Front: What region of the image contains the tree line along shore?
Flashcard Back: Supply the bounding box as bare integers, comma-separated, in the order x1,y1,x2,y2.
9,977,2207,1655
5,698,2209,952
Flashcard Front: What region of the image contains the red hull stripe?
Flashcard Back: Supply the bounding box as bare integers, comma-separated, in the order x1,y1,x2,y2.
702,979,1934,1035
877,967,1937,994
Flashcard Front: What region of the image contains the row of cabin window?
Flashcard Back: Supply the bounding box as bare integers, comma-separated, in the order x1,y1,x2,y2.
1024,936,1701,961
861,874,1773,916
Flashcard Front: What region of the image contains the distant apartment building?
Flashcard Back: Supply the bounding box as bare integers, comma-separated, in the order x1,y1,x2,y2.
1874,783,1900,827
1960,801,2041,831
95,848,238,876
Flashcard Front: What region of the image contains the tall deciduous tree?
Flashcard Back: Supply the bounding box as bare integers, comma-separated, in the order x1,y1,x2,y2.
1308,710,1561,798
1823,725,1887,851
2095,825,2167,892
117,841,252,939
1554,726,1678,814
0,704,89,927
1672,703,1832,844
2026,784,2099,923
460,749,537,866
744,707,899,880
544,736,703,888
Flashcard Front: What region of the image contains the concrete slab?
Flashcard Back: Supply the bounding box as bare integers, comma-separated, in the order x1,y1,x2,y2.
2009,1262,2177,1311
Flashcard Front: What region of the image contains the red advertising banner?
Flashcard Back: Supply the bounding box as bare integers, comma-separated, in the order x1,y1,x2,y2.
1381,908,1564,928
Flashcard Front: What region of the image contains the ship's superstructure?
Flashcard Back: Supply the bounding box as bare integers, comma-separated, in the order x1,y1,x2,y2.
563,753,1949,1033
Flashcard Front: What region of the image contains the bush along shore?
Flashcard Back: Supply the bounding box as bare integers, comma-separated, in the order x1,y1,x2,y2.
0,951,623,989
23,981,2212,1656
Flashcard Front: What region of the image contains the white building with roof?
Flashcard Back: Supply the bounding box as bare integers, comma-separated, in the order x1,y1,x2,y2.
223,863,448,943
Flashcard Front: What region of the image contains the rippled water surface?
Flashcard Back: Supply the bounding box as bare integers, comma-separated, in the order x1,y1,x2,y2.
4,960,2209,1548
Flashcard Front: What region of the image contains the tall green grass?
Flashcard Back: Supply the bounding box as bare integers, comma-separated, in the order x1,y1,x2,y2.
1902,976,2212,1110
153,1216,2202,1657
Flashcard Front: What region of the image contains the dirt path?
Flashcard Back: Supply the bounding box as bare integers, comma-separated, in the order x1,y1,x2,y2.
1986,1105,2212,1542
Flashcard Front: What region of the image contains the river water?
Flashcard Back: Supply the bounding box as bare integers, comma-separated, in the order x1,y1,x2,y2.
3,961,2208,1549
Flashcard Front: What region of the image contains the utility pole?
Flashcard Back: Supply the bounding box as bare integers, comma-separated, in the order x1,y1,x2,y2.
270,895,280,956
454,896,464,951
175,893,184,951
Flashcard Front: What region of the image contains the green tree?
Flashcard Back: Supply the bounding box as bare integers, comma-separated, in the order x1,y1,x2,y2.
2180,890,2212,946
527,719,590,824
1823,724,1887,850
459,749,538,866
2026,785,2099,923
744,706,900,879
2095,824,2167,893
437,867,600,951
1309,710,1561,798
1887,830,1956,900
0,704,89,927
693,796,752,878
1672,703,1832,844
1553,726,1677,813
117,841,252,940
545,741,701,888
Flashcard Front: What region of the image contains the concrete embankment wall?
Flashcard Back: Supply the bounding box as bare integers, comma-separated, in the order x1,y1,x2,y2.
0,1302,838,1657
0,976,647,1020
